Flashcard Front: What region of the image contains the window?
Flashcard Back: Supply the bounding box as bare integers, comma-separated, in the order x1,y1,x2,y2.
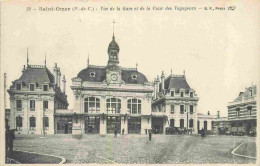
170,105,174,114
29,117,36,130
190,105,194,114
16,116,23,130
180,105,184,114
29,84,35,91
249,90,253,97
30,100,35,111
190,92,194,98
16,84,21,90
44,117,49,130
127,99,142,114
171,91,174,97
43,85,48,91
170,119,175,128
84,97,100,113
180,119,184,128
16,100,22,111
247,106,252,115
236,108,240,116
43,101,48,110
189,119,194,128
106,98,121,113
181,92,184,97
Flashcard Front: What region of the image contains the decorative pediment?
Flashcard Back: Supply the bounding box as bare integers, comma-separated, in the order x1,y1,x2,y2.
72,77,82,82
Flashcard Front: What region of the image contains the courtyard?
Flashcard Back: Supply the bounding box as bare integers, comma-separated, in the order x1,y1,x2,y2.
13,134,256,164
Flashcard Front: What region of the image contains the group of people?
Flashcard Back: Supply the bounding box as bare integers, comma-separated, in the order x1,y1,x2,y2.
114,127,153,141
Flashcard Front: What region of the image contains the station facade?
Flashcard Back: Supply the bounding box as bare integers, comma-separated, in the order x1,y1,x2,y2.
152,71,199,134
70,34,154,135
7,62,69,135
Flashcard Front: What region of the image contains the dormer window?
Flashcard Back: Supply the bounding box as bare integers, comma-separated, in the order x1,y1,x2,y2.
43,85,48,91
180,92,184,97
131,74,138,80
190,92,194,98
16,84,21,90
89,72,96,77
171,91,174,97
249,89,253,97
29,84,35,91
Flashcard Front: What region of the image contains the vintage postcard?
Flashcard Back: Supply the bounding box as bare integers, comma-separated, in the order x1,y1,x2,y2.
1,0,259,165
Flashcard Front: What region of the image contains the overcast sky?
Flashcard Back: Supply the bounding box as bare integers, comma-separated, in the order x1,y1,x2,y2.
2,1,259,117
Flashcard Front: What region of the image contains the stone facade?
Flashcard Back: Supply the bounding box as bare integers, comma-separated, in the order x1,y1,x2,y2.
152,72,199,134
227,85,257,135
70,34,154,135
8,63,68,135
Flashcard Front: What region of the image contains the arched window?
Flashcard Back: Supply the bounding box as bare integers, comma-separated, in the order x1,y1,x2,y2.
127,99,141,114
16,116,23,130
106,98,121,113
30,117,36,131
84,97,100,113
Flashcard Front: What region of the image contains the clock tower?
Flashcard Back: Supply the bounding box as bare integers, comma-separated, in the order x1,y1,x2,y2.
105,33,123,84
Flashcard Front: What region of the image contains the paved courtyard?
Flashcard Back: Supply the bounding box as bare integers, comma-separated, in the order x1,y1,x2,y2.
13,134,256,164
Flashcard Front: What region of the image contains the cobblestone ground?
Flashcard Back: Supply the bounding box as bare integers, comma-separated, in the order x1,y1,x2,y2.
13,134,256,164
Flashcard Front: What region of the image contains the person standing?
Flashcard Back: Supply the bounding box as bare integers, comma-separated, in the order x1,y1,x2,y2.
122,128,125,135
149,129,152,141
114,126,117,138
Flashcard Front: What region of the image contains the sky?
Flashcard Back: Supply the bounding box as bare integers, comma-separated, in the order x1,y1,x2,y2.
1,1,259,117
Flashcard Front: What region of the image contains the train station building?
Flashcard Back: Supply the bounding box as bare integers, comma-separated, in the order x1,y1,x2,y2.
70,33,154,135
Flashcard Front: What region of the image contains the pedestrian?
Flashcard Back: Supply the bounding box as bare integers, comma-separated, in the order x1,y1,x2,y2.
122,128,125,135
5,126,10,160
148,129,152,141
114,127,117,138
145,129,147,135
201,128,205,137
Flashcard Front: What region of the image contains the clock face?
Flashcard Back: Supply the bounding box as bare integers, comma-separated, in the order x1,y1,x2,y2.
110,73,118,81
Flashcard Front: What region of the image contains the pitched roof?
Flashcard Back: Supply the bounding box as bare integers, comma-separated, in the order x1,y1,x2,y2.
16,65,55,87
233,85,257,102
77,65,148,84
163,75,191,92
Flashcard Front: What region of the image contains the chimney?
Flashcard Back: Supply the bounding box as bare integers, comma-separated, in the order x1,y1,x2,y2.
62,75,66,94
161,71,165,93
217,111,220,118
156,75,160,97
153,78,157,99
208,111,210,115
57,68,61,87
53,63,59,87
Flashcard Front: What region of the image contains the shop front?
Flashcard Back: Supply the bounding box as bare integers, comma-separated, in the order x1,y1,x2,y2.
152,117,164,134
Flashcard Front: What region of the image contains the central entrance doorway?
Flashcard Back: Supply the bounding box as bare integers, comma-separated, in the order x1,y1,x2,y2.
128,117,141,134
152,117,164,134
85,116,100,134
107,116,121,134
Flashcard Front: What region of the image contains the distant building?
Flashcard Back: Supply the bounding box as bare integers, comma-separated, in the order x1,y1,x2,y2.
70,33,153,135
197,111,217,132
227,85,257,135
8,62,68,134
152,71,199,134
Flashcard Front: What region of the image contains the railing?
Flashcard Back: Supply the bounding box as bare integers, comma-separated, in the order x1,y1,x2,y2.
28,65,45,68
30,108,35,111
29,127,36,131
122,67,137,71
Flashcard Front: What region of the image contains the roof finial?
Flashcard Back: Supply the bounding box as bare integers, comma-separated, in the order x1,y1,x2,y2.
27,47,29,67
45,53,47,67
171,68,172,75
136,63,138,70
87,53,90,66
183,70,185,76
113,19,115,40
